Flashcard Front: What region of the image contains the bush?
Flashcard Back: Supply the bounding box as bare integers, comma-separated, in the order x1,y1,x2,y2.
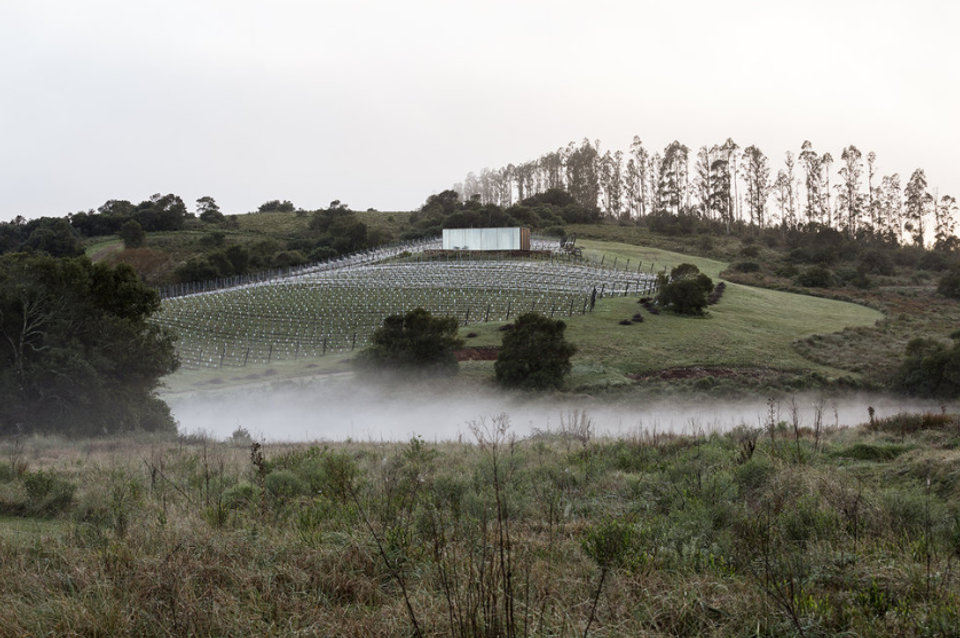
22,470,76,516
119,220,145,249
795,265,837,288
937,267,960,301
860,250,895,276
656,264,715,316
264,470,305,503
222,482,258,510
918,251,951,272
897,336,960,398
495,312,576,390
732,262,760,273
354,308,464,375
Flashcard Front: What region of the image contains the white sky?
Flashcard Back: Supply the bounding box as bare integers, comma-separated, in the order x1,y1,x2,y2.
2,0,958,221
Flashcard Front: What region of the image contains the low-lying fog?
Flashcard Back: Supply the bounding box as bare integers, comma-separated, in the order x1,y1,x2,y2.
164,377,957,443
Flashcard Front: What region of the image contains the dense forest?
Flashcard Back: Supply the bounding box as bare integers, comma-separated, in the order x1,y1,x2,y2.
453,137,959,250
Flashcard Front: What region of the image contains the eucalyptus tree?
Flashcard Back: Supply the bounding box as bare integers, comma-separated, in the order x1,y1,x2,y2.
781,151,799,228
657,141,690,215
904,168,931,246
513,162,536,203
821,152,834,226
774,170,792,230
880,173,903,243
565,139,601,210
838,145,863,234
709,158,732,231
693,146,713,218
933,194,958,251
649,152,662,213
867,151,880,230
629,136,651,217
742,145,771,228
719,138,740,221
799,141,823,223
602,150,624,217
624,158,640,218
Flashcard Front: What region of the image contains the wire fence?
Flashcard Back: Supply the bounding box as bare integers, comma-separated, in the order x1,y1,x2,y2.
153,235,664,370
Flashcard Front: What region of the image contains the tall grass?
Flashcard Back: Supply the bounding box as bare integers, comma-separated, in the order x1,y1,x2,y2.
1,411,960,636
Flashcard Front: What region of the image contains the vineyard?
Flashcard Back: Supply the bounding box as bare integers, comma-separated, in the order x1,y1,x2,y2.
153,238,660,370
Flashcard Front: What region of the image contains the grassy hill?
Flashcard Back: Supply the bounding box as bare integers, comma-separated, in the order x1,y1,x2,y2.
157,235,885,397
74,208,954,398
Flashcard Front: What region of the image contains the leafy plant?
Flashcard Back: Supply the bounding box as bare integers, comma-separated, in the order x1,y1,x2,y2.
495,312,576,389
354,307,464,375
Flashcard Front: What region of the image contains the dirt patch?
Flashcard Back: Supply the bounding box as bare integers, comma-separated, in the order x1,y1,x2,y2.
626,366,781,381
455,347,500,361
89,243,124,262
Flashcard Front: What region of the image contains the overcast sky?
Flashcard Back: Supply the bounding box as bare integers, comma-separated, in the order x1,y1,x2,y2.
2,0,958,222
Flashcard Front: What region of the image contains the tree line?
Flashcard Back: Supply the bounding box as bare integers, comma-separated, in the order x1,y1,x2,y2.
454,137,959,250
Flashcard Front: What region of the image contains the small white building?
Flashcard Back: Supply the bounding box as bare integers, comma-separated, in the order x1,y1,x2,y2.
441,227,531,251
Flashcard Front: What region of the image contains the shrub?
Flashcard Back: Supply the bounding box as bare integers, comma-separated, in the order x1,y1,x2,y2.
732,262,760,273
774,264,799,278
897,337,960,398
795,265,837,288
860,250,895,276
495,312,576,390
264,470,305,503
222,482,258,510
354,307,464,376
657,265,715,316
22,470,76,517
119,220,145,248
937,267,960,301
919,251,951,272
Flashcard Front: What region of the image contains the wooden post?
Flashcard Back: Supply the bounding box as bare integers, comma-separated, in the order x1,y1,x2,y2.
243,348,250,367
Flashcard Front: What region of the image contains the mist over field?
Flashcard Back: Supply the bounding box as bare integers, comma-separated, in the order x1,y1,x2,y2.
164,379,955,442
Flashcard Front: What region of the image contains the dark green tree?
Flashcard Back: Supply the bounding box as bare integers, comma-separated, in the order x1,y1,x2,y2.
119,220,145,248
898,336,960,398
198,195,225,223
495,312,576,390
938,267,960,301
25,218,85,257
354,308,464,375
656,263,715,315
0,254,179,435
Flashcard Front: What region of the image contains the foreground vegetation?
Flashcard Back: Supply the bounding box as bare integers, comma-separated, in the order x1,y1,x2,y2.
2,410,960,636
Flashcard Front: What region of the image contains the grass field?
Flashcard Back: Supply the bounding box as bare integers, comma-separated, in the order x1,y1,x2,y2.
156,238,884,394
2,412,960,636
454,240,884,391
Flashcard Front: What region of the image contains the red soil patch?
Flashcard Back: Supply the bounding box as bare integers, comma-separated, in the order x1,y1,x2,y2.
455,347,500,361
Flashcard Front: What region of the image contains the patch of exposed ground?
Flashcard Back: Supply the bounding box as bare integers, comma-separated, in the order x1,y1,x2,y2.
455,346,500,361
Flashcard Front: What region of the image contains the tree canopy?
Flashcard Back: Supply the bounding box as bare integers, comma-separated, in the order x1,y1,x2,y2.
495,313,576,390
656,263,715,316
0,254,179,435
353,308,464,376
